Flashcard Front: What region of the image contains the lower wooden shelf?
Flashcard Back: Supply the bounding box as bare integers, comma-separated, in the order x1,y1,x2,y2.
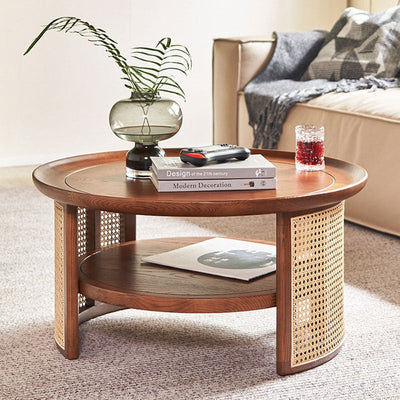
79,237,277,313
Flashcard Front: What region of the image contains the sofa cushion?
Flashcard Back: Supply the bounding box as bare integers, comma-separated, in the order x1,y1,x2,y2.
237,87,400,149
303,6,400,81
305,87,400,122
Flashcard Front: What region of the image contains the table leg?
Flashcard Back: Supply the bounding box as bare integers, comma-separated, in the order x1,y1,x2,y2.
276,202,345,375
76,209,98,313
54,204,138,359
54,202,79,359
76,211,136,325
120,213,136,242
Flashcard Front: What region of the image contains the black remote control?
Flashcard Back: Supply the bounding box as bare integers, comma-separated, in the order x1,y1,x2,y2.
180,144,250,167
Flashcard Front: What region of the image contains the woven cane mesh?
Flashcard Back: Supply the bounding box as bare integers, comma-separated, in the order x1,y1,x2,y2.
54,202,65,349
77,207,88,257
78,295,89,309
77,207,89,310
291,202,345,367
76,210,123,310
100,211,122,247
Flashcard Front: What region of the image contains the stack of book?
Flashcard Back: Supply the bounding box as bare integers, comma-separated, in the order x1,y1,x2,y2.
150,154,276,192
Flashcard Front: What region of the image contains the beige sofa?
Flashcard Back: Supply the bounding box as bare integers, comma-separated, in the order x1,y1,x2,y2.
212,36,400,236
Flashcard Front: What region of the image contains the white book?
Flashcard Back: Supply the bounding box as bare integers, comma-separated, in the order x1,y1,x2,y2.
150,174,276,192
142,238,276,281
151,154,276,180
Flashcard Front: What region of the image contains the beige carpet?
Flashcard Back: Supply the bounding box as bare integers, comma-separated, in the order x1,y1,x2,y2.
0,177,399,399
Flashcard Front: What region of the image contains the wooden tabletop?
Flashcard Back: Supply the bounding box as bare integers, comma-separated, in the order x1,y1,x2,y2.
33,149,367,216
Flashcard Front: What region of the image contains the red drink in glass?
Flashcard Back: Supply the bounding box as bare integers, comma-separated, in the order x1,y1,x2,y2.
295,125,325,171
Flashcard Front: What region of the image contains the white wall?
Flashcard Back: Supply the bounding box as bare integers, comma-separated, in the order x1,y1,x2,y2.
0,0,346,166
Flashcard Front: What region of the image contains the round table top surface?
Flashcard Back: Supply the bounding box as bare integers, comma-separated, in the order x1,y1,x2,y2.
32,149,367,216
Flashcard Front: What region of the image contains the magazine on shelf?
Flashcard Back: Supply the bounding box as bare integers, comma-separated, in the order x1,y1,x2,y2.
150,174,276,192
142,238,276,281
150,154,276,180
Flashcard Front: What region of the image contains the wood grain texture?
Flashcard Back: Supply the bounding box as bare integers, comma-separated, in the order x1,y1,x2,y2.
32,149,368,216
121,213,136,242
276,211,292,376
79,237,277,313
57,204,79,359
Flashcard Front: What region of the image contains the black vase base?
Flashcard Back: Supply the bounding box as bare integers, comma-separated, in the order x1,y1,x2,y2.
126,143,165,179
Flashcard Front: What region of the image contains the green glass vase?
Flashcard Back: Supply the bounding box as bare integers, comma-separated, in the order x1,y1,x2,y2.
109,92,183,178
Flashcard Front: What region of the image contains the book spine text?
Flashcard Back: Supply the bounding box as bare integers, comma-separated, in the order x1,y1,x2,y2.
152,167,275,180
152,177,276,192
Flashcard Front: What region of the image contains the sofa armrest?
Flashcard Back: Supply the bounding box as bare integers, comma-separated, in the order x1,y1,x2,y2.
212,36,275,145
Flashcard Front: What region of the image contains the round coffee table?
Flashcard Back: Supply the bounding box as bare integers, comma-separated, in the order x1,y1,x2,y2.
33,148,367,375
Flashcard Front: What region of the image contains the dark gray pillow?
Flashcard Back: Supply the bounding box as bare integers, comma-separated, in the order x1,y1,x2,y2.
302,6,400,81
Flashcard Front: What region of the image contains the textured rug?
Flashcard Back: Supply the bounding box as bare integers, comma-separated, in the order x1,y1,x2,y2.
0,186,399,400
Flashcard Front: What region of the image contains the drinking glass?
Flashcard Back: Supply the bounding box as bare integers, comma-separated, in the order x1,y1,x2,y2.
295,125,325,171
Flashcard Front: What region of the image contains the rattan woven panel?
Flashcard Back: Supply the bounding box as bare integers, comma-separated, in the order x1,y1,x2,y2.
100,211,122,247
54,202,65,349
77,210,123,310
77,207,88,257
77,207,123,312
77,207,90,310
290,202,345,367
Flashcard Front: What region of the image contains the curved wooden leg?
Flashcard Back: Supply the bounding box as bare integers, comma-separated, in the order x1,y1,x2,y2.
79,303,127,324
77,210,136,307
55,207,137,359
121,213,136,242
276,202,345,375
54,202,79,359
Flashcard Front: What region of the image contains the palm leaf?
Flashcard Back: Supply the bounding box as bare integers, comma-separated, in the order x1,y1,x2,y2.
24,19,192,100
24,17,140,90
131,36,192,100
157,88,185,99
155,77,185,97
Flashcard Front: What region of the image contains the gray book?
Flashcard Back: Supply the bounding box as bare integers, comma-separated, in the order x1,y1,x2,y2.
151,154,276,180
150,174,276,192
